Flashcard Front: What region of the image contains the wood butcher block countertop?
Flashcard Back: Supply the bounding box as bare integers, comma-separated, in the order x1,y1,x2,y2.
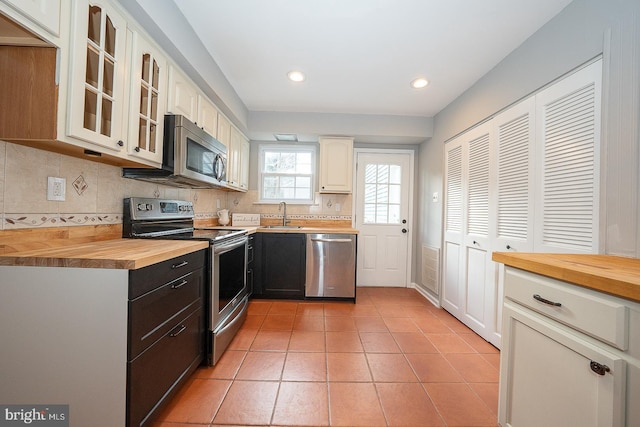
492,252,640,303
0,239,209,270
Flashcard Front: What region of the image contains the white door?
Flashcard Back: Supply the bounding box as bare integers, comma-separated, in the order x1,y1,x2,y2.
534,59,602,254
442,138,464,311
463,125,493,335
354,151,413,287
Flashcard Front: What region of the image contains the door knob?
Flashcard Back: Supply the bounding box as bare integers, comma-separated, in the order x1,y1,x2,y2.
402,228,408,233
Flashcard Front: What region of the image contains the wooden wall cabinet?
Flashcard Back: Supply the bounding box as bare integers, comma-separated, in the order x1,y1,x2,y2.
0,45,58,140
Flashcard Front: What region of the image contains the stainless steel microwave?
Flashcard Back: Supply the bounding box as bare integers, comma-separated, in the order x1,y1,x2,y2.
123,115,227,188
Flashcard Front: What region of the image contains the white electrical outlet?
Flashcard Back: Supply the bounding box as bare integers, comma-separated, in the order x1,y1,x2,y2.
432,192,439,202
335,203,341,211
47,177,66,201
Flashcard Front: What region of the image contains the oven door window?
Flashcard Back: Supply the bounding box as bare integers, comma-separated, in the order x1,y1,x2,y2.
218,242,246,312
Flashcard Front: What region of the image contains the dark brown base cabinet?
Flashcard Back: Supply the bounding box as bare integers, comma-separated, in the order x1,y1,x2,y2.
253,233,306,299
127,250,206,427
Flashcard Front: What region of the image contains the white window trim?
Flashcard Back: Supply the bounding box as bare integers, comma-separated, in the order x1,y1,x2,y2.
258,144,317,204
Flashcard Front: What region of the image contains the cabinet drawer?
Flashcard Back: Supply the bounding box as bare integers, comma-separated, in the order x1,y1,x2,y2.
129,249,206,299
505,267,629,350
129,269,204,358
128,307,204,427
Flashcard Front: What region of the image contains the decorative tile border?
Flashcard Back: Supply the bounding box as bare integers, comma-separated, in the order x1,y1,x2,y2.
260,213,352,221
2,211,350,230
3,213,122,230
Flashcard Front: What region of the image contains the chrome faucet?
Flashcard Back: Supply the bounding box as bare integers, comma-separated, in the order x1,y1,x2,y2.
279,201,289,226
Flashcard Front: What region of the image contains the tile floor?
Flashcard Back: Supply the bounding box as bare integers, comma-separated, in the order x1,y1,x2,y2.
153,287,500,426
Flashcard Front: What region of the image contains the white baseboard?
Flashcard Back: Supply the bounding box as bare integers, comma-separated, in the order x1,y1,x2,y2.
409,282,440,308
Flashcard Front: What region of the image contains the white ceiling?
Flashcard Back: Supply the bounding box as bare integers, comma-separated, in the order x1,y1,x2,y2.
173,0,573,119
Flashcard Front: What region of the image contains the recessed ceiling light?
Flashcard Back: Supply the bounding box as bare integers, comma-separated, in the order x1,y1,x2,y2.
287,70,305,82
410,78,429,89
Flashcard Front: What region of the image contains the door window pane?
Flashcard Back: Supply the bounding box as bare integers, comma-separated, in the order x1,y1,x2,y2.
363,163,402,224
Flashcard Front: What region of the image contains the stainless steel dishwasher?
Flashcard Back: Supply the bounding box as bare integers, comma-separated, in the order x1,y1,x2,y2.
305,234,356,299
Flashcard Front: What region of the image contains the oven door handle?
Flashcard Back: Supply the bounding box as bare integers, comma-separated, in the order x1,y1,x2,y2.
214,236,248,254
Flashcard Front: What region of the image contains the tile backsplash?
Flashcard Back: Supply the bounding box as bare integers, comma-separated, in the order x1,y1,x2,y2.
0,141,352,230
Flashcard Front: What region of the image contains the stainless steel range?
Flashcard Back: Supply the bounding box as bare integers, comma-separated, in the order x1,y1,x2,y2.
123,197,249,365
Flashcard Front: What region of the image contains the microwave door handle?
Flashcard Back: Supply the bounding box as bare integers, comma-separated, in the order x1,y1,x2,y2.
214,154,225,181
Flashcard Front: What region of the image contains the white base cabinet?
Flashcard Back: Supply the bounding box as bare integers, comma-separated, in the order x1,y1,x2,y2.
499,267,640,427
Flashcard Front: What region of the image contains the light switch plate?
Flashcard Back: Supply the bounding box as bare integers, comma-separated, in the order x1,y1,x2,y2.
47,177,66,201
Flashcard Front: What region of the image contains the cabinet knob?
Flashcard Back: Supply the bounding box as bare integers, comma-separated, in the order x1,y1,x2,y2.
117,140,124,147
134,147,141,152
402,228,408,234
506,244,512,250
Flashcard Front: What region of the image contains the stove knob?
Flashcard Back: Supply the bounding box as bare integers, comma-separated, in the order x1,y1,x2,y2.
137,203,146,211
146,204,153,211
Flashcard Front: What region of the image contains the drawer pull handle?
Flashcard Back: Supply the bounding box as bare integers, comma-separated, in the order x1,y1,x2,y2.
590,361,610,376
171,279,188,290
170,325,187,337
533,294,562,307
171,261,189,269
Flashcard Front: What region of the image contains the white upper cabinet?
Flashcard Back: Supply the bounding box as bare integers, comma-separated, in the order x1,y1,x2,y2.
126,30,167,165
67,0,128,151
196,95,218,138
319,136,354,193
239,136,249,190
2,0,61,37
216,113,231,149
167,65,197,122
228,126,249,191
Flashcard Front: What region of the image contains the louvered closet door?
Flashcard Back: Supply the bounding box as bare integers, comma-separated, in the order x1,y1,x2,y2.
491,97,535,344
442,137,465,314
462,122,494,337
534,60,602,253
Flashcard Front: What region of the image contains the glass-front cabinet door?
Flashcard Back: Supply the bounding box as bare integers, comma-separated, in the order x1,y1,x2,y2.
127,31,166,165
68,0,127,151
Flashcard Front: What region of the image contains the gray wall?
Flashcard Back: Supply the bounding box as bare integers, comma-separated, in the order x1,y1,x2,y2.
417,0,640,295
